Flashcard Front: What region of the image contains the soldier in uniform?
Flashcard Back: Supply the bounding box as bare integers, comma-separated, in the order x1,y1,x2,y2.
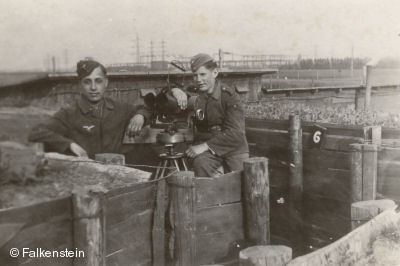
28,59,160,159
28,59,151,158
186,53,249,177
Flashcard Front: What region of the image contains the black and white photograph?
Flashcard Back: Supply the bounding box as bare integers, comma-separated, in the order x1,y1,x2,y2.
1,0,400,265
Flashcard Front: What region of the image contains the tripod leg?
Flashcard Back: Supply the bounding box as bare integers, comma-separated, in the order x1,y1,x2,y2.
181,158,188,171
154,161,163,180
157,159,168,180
173,159,180,172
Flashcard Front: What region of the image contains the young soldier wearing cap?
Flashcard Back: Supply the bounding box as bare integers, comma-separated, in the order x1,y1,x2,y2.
186,53,249,177
28,59,154,159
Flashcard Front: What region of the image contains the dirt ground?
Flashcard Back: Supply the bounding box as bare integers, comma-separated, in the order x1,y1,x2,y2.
0,106,54,144
0,153,152,209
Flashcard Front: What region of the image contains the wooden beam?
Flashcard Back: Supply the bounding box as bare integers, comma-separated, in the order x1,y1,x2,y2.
72,186,106,266
362,126,381,145
350,144,363,202
362,144,378,200
168,171,196,266
351,199,397,230
152,178,166,266
364,65,372,110
289,115,303,196
95,153,125,165
243,157,270,245
288,115,304,253
350,144,378,202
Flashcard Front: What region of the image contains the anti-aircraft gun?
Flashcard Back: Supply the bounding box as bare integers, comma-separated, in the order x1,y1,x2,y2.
144,87,203,143
123,61,204,169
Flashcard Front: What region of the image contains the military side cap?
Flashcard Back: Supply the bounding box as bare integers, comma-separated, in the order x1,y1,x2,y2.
76,58,106,79
190,53,215,72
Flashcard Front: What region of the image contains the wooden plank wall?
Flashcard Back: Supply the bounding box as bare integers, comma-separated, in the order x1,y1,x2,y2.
245,118,365,255
378,147,400,202
382,128,400,141
104,182,156,266
0,181,156,266
0,197,73,266
195,171,245,265
245,119,292,250
302,147,352,251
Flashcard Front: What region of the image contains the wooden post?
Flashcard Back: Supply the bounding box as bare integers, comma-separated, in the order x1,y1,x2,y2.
248,76,262,102
243,157,270,245
350,144,363,202
362,144,378,200
364,65,372,110
72,186,106,266
350,144,378,202
351,199,397,230
354,87,362,111
95,153,125,165
289,115,303,197
152,177,166,266
239,245,292,266
52,56,56,73
288,115,303,252
168,171,196,266
370,126,382,145
363,126,382,145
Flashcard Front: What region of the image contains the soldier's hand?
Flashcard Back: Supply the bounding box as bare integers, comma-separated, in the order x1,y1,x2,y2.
70,142,88,158
171,88,187,110
127,114,145,136
186,143,209,158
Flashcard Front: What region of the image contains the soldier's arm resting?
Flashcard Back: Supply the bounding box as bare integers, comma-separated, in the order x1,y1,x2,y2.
171,87,188,110
186,143,210,158
126,97,154,136
28,109,74,154
127,114,145,135
69,142,88,158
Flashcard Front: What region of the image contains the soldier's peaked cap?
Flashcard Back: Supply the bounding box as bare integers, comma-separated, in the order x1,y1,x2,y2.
76,58,106,79
190,53,215,72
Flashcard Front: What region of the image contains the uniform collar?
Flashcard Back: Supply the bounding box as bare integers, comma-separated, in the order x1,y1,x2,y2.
104,97,115,110
78,96,115,114
208,80,221,100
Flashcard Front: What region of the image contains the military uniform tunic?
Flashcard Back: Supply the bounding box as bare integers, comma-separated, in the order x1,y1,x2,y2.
192,80,249,176
28,96,151,159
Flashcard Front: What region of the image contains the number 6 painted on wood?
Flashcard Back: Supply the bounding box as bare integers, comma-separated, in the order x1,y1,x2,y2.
313,130,322,143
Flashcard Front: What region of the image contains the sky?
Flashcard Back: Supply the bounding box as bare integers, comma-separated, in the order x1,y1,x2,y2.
0,0,400,71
